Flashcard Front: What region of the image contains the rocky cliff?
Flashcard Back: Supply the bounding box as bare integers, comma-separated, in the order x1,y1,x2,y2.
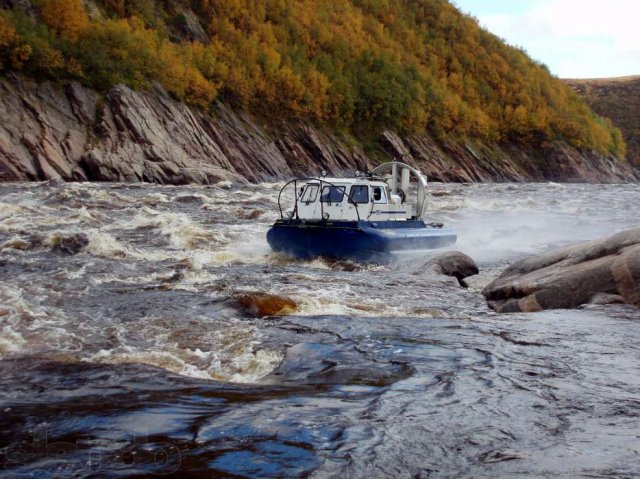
1,75,637,184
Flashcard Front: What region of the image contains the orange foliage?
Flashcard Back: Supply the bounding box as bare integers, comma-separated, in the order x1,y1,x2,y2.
40,0,89,42
0,14,16,47
0,13,31,70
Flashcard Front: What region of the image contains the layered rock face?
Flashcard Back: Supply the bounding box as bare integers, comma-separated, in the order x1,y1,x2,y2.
0,76,369,184
483,227,640,312
1,75,638,184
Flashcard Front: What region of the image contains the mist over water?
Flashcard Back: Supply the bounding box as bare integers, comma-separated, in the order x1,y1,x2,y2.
0,181,639,477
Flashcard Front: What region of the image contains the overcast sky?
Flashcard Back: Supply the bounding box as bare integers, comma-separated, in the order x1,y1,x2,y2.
453,0,640,78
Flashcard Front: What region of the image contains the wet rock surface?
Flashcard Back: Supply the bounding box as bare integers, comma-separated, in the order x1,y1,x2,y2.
483,227,640,312
1,75,638,184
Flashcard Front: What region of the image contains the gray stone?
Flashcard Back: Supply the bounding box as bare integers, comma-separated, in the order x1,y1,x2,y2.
417,251,479,287
483,227,640,312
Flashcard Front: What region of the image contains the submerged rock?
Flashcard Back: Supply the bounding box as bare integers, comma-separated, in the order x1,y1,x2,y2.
49,232,90,255
483,227,640,312
235,293,298,317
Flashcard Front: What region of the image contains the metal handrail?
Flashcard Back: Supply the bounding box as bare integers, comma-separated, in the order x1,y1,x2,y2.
276,177,362,222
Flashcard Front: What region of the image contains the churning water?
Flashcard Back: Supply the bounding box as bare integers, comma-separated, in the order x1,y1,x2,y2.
0,181,639,477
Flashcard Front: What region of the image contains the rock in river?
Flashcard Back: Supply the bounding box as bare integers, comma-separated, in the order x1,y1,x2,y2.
235,293,298,318
413,251,479,287
483,227,640,312
49,232,90,255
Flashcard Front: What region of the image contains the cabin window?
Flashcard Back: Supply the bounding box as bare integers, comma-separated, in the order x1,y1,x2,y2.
300,184,319,203
372,186,387,204
349,185,369,204
320,185,345,203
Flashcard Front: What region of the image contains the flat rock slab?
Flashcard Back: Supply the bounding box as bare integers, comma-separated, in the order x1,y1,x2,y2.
483,227,640,312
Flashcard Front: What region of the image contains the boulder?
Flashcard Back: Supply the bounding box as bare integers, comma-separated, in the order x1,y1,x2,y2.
483,227,640,312
417,251,479,287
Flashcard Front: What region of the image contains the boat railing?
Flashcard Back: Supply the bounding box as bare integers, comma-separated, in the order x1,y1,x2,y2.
370,161,429,219
277,177,361,222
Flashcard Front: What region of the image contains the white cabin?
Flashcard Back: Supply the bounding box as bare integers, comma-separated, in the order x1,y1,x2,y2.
289,162,429,222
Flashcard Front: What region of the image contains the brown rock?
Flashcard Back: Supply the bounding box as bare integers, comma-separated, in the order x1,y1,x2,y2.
235,293,298,317
483,227,640,312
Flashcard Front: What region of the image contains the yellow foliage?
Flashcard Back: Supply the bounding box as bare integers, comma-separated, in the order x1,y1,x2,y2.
40,0,89,42
66,56,84,77
0,13,32,71
36,42,65,72
10,44,32,70
273,66,306,112
303,68,329,119
0,14,17,47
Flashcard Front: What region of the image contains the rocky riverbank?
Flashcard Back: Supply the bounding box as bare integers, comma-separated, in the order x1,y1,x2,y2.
483,227,640,312
1,75,638,185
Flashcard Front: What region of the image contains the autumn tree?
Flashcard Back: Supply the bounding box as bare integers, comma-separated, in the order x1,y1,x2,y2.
39,0,89,42
0,13,32,70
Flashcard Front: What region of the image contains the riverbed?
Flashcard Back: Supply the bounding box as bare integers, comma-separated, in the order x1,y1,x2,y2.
1,181,639,477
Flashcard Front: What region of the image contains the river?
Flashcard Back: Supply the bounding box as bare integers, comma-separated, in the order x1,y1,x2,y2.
1,181,639,477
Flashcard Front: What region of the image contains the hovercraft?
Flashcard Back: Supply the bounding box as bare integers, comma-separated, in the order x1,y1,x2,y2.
266,161,456,263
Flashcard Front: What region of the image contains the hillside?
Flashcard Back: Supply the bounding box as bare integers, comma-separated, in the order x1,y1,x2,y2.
0,0,636,183
565,76,640,167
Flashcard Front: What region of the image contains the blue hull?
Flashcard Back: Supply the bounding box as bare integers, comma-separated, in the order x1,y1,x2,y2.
266,220,456,263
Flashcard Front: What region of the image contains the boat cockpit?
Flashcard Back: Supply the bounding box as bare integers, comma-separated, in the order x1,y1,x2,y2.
276,162,429,223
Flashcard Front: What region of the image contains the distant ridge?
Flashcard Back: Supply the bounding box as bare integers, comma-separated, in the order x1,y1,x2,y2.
565,76,640,166
564,75,640,83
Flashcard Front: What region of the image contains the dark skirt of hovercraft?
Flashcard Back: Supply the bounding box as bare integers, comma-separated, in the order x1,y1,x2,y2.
266,219,457,262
